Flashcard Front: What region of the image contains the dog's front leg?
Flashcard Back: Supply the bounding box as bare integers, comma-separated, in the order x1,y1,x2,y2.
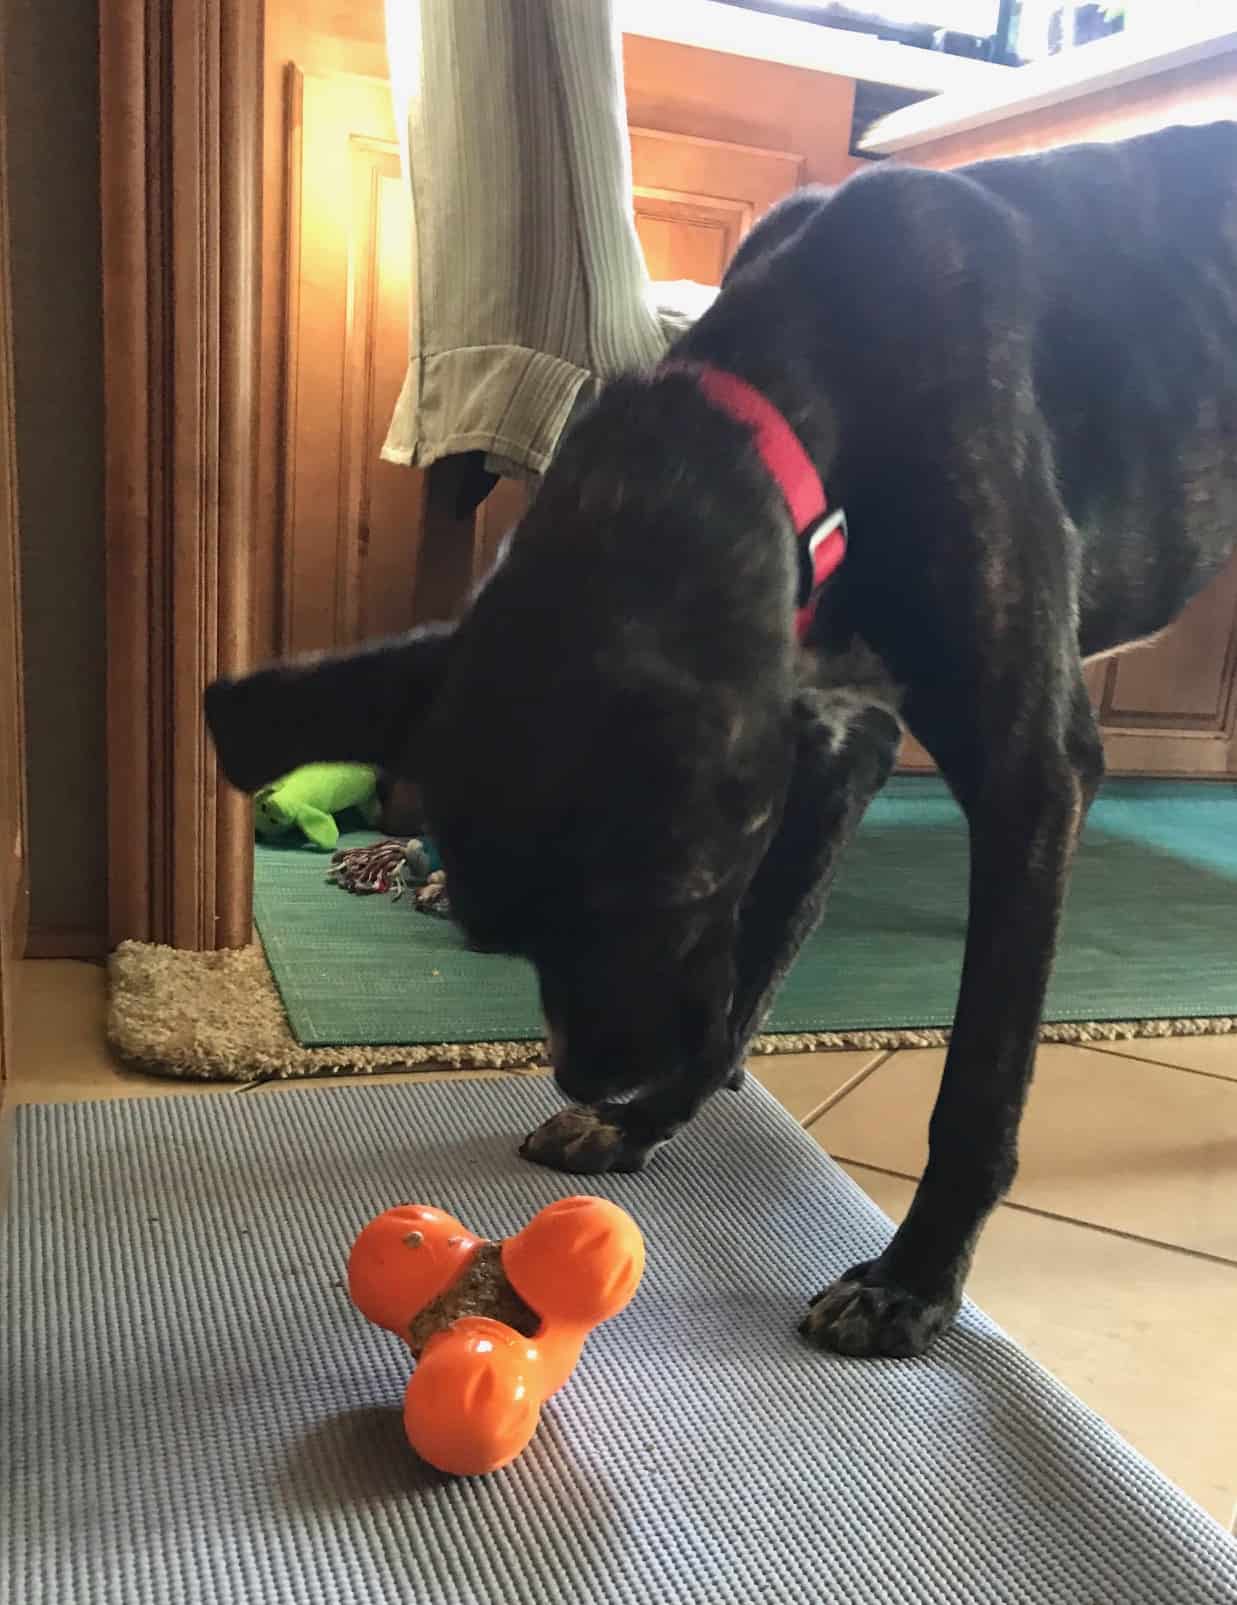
520,690,901,1176
803,682,1104,1357
728,690,902,1065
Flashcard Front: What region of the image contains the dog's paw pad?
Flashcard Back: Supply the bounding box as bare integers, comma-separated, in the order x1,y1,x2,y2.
800,1260,958,1358
520,1107,644,1175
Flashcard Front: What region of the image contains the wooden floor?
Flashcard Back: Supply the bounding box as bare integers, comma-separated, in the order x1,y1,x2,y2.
6,958,1236,1529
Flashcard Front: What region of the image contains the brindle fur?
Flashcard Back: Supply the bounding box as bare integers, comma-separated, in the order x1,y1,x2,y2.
206,125,1237,1358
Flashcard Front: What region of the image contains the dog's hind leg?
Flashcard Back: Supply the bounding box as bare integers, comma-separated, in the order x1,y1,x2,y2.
803,664,1104,1357
519,688,900,1174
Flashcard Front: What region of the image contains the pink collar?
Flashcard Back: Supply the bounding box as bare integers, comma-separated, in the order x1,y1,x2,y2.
661,359,846,640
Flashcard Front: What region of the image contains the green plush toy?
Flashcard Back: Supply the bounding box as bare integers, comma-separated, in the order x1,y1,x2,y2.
254,763,380,851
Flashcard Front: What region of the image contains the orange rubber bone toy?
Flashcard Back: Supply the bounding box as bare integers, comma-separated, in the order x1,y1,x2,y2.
348,1195,645,1476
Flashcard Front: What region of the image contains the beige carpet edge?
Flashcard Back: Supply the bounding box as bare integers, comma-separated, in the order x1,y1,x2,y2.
746,1016,1237,1052
107,940,1237,1085
106,941,551,1083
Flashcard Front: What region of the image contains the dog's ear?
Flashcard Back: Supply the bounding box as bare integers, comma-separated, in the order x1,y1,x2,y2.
204,623,454,793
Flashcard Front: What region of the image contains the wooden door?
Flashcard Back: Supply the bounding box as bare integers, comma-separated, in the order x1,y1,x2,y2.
280,69,423,655
279,69,533,658
0,40,26,1100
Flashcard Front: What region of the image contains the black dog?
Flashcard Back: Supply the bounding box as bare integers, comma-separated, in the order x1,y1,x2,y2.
207,122,1237,1359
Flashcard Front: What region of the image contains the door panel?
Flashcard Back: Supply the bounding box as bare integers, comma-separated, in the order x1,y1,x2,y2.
629,126,802,287
901,562,1237,778
634,192,749,288
1102,554,1237,728
342,133,421,643
1085,552,1237,776
282,70,422,655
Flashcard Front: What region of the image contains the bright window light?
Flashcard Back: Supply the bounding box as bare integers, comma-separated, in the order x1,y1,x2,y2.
830,1,1001,29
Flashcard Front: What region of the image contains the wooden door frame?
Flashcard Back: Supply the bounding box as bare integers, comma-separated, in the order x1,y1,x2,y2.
100,6,508,952
101,0,262,949
1,0,27,1100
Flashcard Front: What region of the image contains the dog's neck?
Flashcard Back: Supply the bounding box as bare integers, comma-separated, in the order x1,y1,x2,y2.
669,276,840,482
655,357,847,641
658,359,827,532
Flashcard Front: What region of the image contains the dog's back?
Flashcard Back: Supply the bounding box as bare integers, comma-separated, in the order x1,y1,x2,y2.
711,123,1237,656
966,124,1237,640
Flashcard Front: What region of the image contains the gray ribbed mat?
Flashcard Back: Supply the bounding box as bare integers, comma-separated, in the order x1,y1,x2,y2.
4,1079,1235,1605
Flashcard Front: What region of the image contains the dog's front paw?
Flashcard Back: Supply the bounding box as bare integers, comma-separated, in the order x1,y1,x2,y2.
519,1106,650,1175
800,1259,959,1358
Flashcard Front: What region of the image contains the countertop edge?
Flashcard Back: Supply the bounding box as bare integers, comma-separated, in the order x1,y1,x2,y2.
861,24,1237,155
619,0,1008,97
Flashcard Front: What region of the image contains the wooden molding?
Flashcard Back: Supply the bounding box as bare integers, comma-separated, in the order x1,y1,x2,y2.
628,125,804,207
1,19,28,1101
628,123,803,286
101,0,262,950
0,65,26,967
621,36,856,188
280,70,421,653
24,925,107,961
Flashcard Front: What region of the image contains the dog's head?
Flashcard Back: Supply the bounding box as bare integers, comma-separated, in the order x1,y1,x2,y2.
207,384,800,1104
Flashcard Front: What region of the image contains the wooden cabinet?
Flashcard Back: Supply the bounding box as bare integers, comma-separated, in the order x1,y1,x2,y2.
1086,556,1237,775
901,558,1237,778
264,8,1234,772
274,63,809,658
630,127,803,284
253,8,865,657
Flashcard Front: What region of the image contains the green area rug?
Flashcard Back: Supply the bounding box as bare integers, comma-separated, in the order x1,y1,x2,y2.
253,777,1237,1053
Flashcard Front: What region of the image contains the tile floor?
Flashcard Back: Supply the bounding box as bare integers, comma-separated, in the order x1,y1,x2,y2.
5,958,1236,1527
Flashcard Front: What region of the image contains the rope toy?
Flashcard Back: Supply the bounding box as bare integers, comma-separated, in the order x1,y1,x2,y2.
327,837,451,917
348,1196,645,1476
